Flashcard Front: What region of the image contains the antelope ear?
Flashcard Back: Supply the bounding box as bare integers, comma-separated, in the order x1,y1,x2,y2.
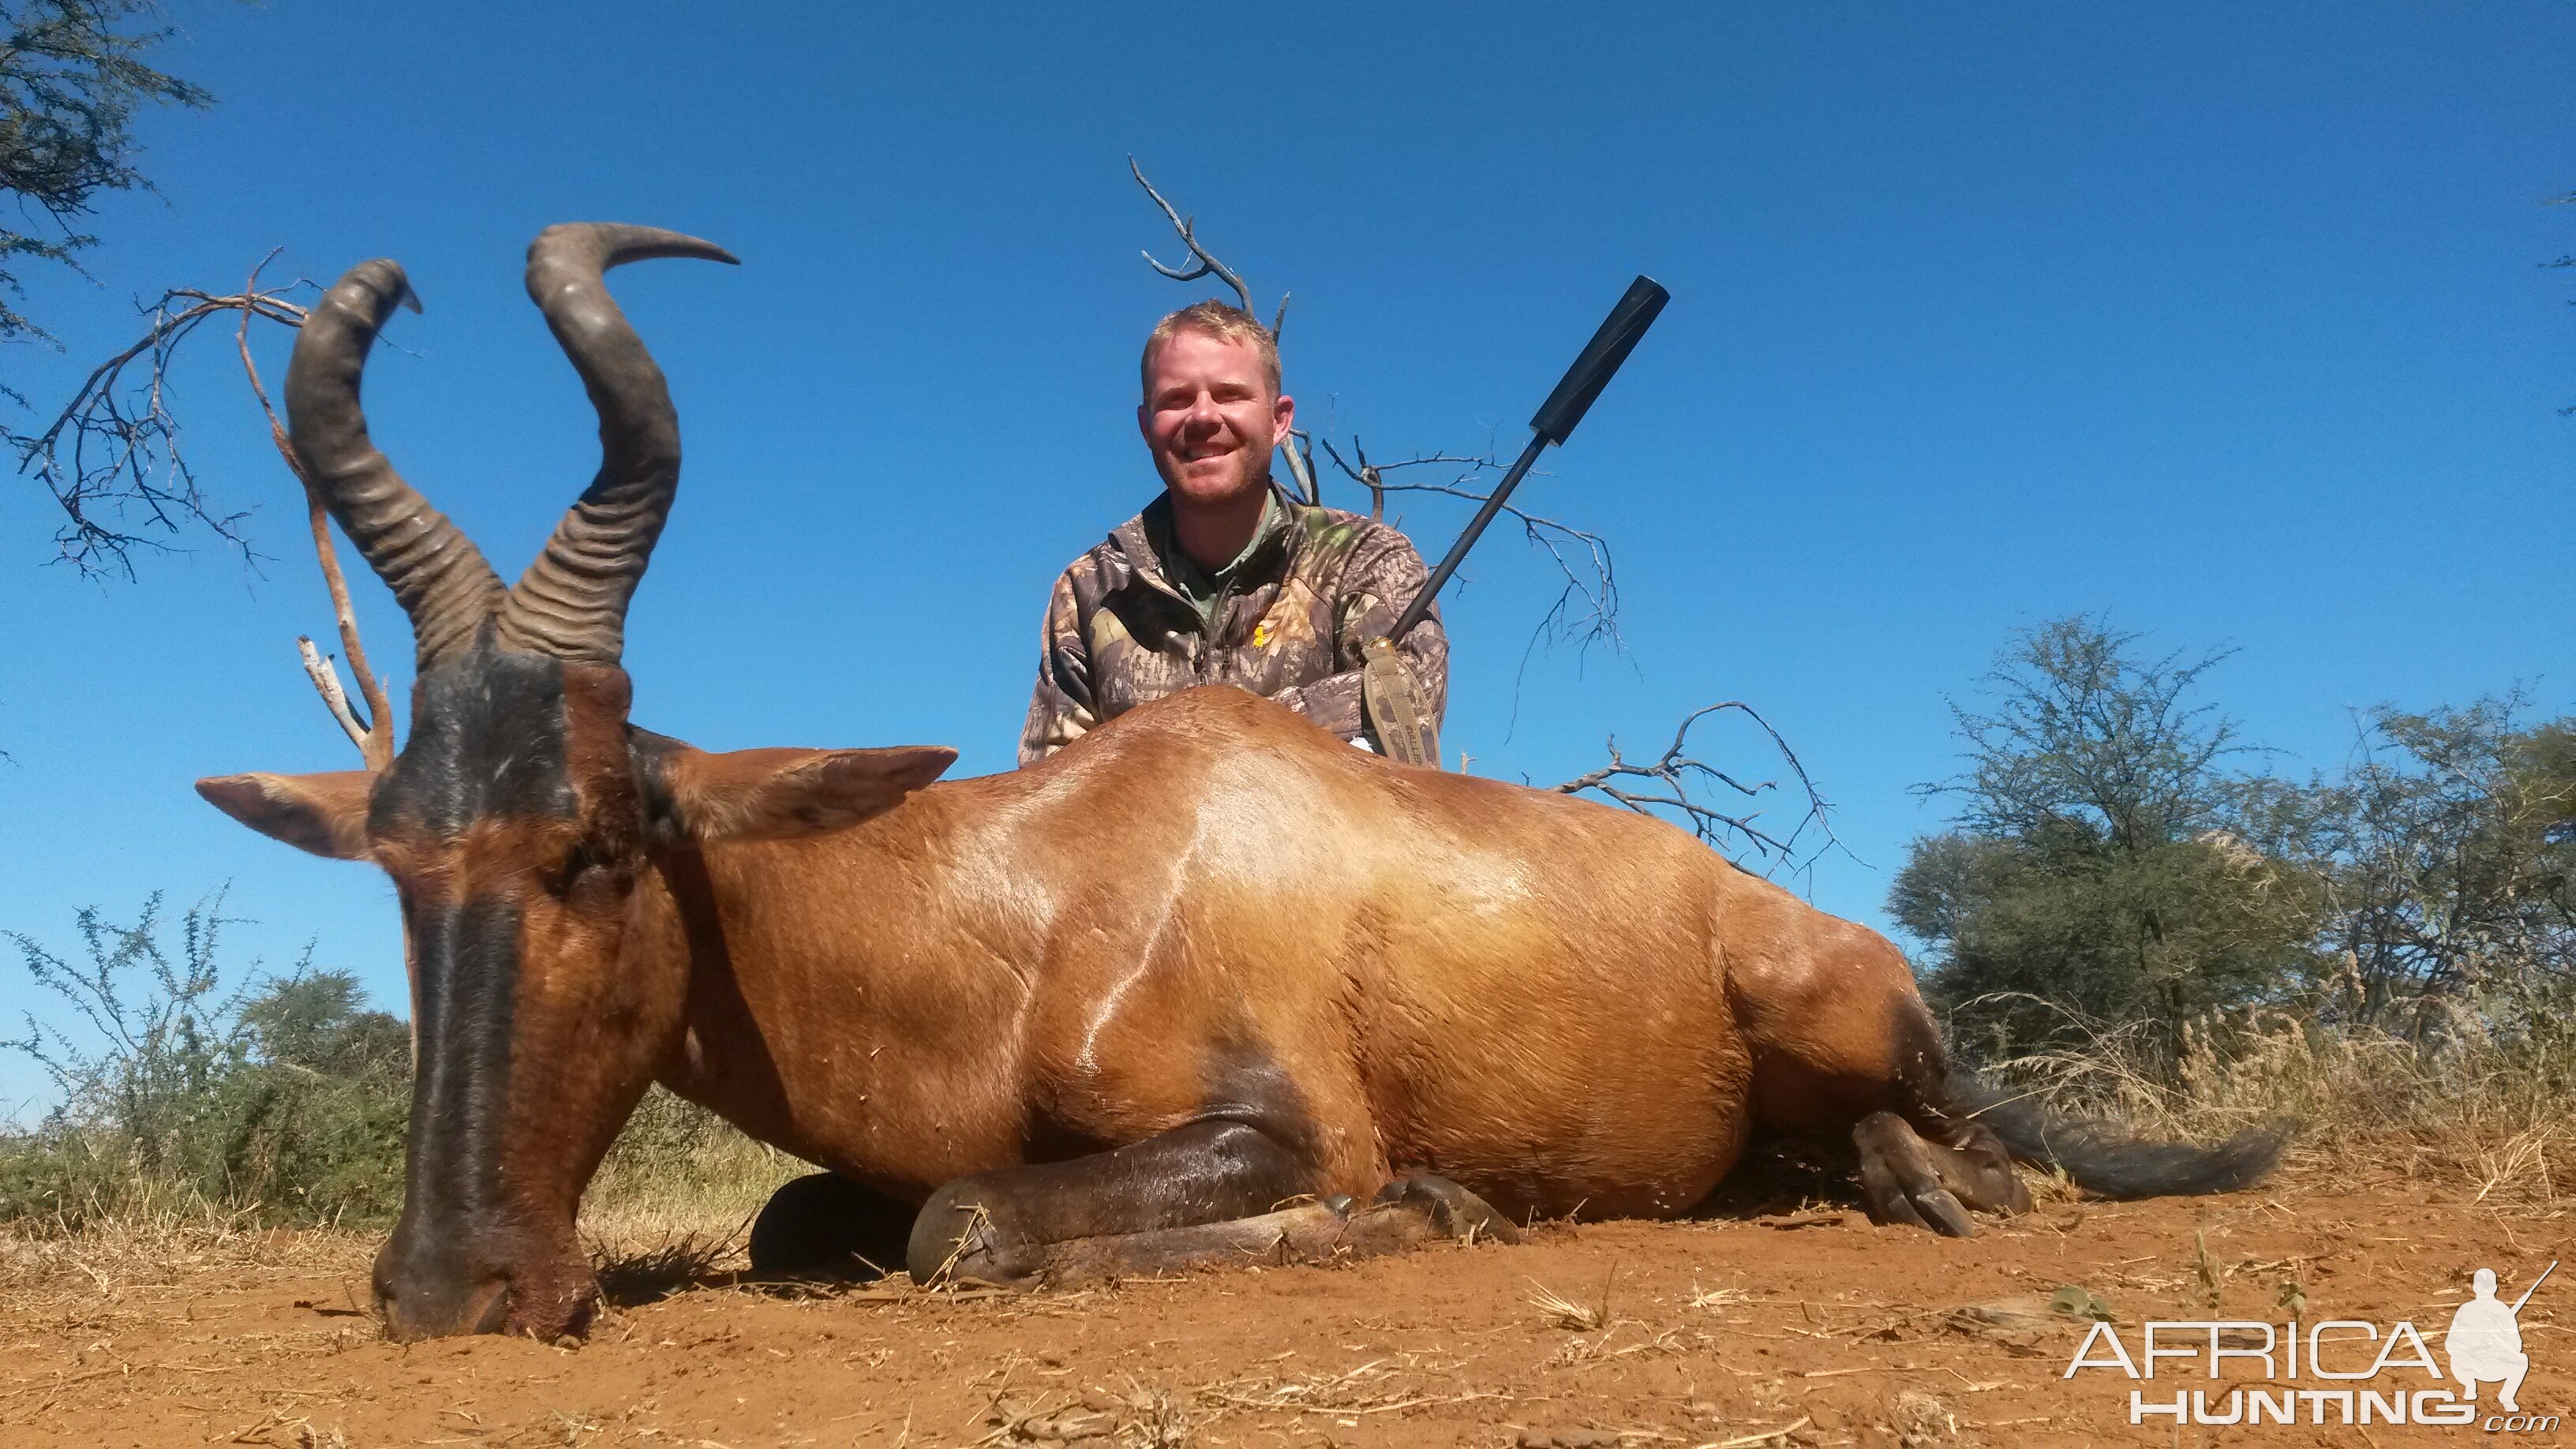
196,771,375,860
660,746,957,843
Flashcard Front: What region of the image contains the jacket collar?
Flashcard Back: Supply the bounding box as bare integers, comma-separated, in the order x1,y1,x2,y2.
1109,480,1304,604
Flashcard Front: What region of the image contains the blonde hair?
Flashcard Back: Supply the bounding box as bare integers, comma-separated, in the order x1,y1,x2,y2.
1141,300,1282,399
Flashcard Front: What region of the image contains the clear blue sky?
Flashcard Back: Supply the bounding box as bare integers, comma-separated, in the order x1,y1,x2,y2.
3,2,2570,1116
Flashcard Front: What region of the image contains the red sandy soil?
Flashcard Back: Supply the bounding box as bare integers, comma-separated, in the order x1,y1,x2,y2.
3,1178,2566,1447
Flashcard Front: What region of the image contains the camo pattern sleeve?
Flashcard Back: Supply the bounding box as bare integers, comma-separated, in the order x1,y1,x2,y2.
1267,518,1447,743
1017,565,1100,765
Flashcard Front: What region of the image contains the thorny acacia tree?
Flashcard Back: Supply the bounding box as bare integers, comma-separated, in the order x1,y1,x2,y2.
1891,616,2320,1063
2298,698,2576,1032
1130,159,1837,870
1896,616,2576,1070
1,889,413,1225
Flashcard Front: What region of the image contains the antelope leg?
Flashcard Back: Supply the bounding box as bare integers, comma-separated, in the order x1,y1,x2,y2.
1030,1176,1518,1286
906,1118,1320,1286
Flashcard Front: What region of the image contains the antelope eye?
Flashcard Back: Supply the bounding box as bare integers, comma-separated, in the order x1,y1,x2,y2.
550,844,606,896
549,837,637,900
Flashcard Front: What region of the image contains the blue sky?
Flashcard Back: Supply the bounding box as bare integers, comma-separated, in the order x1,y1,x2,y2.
2,2,2570,1115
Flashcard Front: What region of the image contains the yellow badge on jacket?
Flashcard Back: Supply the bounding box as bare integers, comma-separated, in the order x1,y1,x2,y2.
1252,619,1276,649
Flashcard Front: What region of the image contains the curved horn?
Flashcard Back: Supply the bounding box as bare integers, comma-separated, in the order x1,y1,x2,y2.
286,260,506,672
498,223,739,664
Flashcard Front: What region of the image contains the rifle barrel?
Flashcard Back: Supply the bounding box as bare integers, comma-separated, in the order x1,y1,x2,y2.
1388,432,1548,643
1384,275,1668,645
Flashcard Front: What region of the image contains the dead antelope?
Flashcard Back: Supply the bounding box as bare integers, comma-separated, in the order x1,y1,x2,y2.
197,224,2283,1342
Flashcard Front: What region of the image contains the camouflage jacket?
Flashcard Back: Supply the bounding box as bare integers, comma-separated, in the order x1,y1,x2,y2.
1018,485,1448,764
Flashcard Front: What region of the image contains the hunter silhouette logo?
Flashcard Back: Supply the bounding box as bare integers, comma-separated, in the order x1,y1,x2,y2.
2062,1259,2559,1430
2449,1262,2549,1413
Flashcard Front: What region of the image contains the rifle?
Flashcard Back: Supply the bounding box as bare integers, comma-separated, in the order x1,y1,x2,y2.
1362,275,1672,765
2511,1260,2557,1314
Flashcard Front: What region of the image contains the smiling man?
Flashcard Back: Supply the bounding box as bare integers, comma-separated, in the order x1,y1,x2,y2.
1018,301,1447,764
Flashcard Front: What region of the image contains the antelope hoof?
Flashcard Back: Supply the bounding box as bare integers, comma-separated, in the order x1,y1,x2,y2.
1854,1111,1979,1238
905,1180,1039,1288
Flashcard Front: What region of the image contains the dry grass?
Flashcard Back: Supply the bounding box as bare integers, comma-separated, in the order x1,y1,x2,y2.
1976,996,2576,1205
578,1085,804,1297
13,1012,2576,1333
980,1382,1196,1447
1192,1354,1492,1424
1528,1263,1619,1331
0,1207,374,1327
1,1086,800,1322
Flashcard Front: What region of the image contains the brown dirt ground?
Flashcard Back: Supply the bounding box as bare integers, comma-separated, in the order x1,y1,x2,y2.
3,1174,2567,1448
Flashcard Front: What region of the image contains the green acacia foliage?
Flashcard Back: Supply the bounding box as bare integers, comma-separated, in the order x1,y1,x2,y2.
1,0,212,357
1892,619,2322,1065
0,893,410,1226
1897,619,2576,1071
2303,698,2576,1030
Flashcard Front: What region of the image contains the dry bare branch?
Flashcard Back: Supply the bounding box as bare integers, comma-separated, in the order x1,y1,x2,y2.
1279,428,1320,506
8,269,313,576
223,254,395,768
10,249,395,766
1129,158,1319,503
1318,436,1619,655
296,636,370,756
1129,155,1256,320
1553,702,1845,872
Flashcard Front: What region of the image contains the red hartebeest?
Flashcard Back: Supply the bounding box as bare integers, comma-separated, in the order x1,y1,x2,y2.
197,226,2282,1342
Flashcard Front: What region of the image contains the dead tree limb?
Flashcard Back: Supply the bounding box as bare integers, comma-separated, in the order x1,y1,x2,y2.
297,635,369,756
1552,702,1845,873
10,249,395,766
7,276,301,576
1130,155,1257,320
225,253,395,768
1318,436,1619,654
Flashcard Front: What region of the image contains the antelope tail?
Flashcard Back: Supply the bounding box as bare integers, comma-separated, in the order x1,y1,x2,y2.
1949,1075,2290,1200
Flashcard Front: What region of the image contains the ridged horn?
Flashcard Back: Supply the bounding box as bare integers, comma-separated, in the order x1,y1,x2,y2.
497,223,739,664
285,260,505,672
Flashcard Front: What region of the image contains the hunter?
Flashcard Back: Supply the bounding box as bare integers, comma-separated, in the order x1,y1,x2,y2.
1018,301,1447,763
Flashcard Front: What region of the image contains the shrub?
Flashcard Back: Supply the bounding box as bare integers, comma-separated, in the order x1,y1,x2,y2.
0,893,409,1228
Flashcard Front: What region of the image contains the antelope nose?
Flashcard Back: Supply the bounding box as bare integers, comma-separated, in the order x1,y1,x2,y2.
373,1246,513,1339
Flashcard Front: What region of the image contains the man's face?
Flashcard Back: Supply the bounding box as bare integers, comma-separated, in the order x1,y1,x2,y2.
1138,328,1295,509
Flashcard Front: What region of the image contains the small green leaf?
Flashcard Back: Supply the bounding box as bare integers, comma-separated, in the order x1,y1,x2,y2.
2050,1285,2113,1322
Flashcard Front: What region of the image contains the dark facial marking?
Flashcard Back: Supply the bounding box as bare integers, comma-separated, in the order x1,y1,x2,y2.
400,894,523,1219
376,894,522,1331
372,643,575,840
626,727,691,849
371,642,581,1322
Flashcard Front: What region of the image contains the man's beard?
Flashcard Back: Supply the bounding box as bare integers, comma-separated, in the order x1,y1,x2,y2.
1160,447,1272,502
